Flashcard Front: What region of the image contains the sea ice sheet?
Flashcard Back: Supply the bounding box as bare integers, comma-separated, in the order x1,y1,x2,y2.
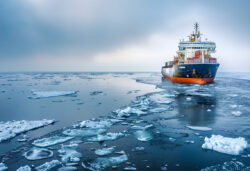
0,119,54,142
134,130,153,141
114,107,146,117
33,136,73,147
24,147,53,160
58,143,82,163
32,91,77,98
63,128,107,137
35,160,61,171
202,135,248,155
16,165,31,171
95,147,115,156
87,154,128,170
86,133,124,142
186,126,212,131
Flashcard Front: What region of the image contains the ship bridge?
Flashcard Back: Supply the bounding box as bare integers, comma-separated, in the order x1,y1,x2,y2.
178,41,216,53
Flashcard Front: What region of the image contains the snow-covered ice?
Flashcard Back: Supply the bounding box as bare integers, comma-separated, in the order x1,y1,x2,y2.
33,136,73,147
63,128,107,137
35,160,61,171
202,135,248,155
0,163,7,171
95,147,115,156
0,119,54,142
232,111,242,116
134,130,153,141
24,147,53,160
114,106,146,117
16,165,31,171
58,166,77,171
186,126,212,131
58,143,82,163
88,154,128,170
79,119,121,129
86,133,124,142
32,91,77,98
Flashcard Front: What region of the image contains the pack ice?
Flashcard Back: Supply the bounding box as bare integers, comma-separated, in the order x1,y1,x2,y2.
0,119,54,142
86,154,128,170
32,91,77,98
95,147,115,156
58,143,82,163
202,135,248,155
16,165,31,171
33,136,73,147
35,160,61,171
24,147,53,160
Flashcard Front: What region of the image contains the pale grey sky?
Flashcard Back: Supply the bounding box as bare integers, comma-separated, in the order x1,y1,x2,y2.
0,0,249,72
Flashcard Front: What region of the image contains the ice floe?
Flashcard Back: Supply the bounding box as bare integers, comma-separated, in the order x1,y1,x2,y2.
131,124,153,130
35,160,61,171
124,166,137,170
149,107,167,113
95,147,115,156
32,91,77,99
63,128,107,137
0,163,7,171
201,160,248,171
87,154,128,170
232,111,242,116
33,136,73,147
16,165,31,171
134,130,152,141
58,143,82,163
202,135,248,155
58,166,77,171
186,126,212,131
114,107,146,117
86,133,124,142
0,119,54,142
79,119,121,129
24,147,53,160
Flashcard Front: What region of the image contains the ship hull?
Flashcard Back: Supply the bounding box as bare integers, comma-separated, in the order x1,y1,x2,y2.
161,64,219,84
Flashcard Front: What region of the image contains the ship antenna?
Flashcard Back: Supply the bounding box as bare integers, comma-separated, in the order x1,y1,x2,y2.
194,22,199,34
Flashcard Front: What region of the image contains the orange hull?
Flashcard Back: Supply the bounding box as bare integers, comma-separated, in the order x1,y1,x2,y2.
163,75,214,84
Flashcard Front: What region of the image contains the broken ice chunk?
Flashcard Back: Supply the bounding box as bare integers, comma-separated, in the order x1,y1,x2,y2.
124,166,137,170
202,135,248,155
114,106,146,117
79,119,121,129
149,108,167,113
86,133,124,142
24,147,53,160
0,119,54,142
88,154,128,170
95,147,115,156
32,91,77,98
232,111,242,117
63,128,107,137
131,124,153,130
16,165,31,171
200,160,246,171
58,143,82,163
186,126,212,131
0,163,7,171
32,136,73,147
35,160,61,171
58,166,77,171
134,130,152,141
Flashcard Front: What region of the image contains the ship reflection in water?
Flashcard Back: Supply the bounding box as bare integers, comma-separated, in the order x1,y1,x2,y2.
0,72,250,171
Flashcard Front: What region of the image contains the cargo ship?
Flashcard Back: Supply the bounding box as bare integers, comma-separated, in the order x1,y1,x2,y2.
161,23,219,84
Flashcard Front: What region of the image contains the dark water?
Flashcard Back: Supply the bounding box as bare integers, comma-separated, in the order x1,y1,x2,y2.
0,72,250,170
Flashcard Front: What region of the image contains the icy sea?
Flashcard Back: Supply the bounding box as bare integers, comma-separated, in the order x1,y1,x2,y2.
0,72,250,171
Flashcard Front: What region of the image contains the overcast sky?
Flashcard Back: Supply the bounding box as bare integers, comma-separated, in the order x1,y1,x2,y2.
0,0,249,72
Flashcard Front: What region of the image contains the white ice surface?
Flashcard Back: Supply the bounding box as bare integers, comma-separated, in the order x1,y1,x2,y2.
114,107,146,117
32,91,77,98
24,147,53,160
35,160,61,171
232,111,242,116
149,108,167,113
95,147,115,156
33,136,73,147
88,154,128,170
58,143,82,163
186,126,212,131
202,135,248,155
16,165,31,171
0,119,54,142
63,128,107,137
58,166,77,171
86,133,124,142
134,130,153,141
0,163,7,171
79,119,121,129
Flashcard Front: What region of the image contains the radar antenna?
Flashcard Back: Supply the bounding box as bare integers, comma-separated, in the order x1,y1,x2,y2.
194,22,199,34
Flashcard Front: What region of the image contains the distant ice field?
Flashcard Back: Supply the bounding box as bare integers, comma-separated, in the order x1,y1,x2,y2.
0,72,250,170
